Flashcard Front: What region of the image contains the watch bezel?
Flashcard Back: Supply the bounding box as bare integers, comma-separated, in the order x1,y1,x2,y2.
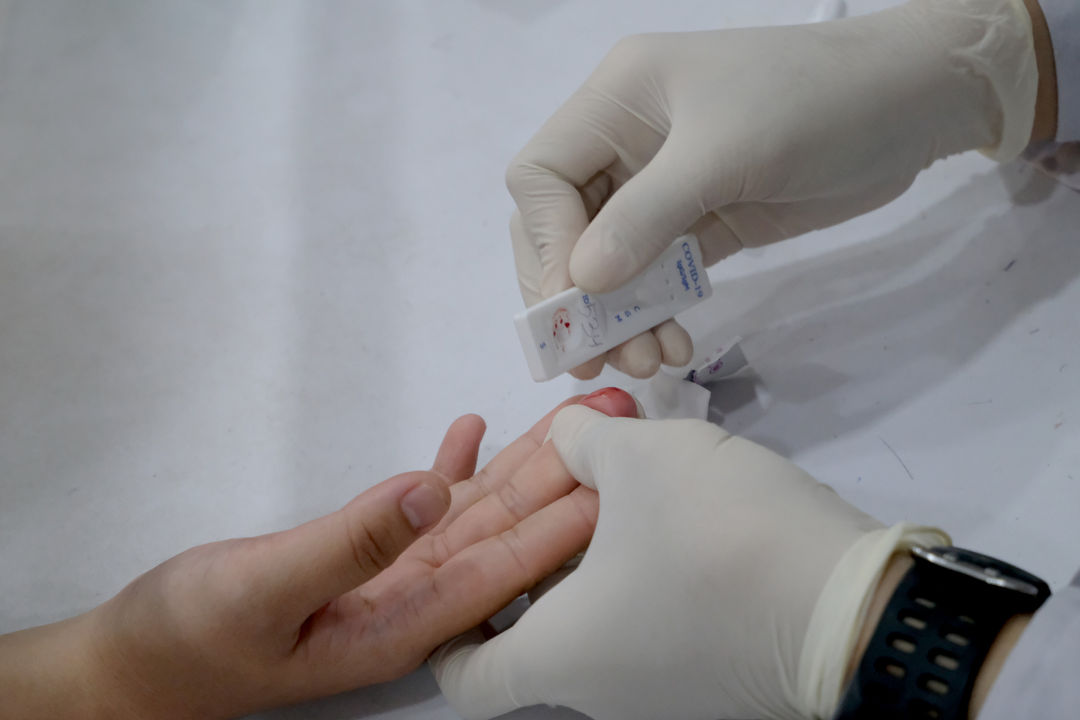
911,546,1050,602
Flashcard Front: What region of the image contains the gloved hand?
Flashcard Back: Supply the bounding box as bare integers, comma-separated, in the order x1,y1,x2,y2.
432,407,947,720
509,0,1037,379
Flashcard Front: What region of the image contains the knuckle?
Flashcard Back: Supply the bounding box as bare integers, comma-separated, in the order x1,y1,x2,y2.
430,532,453,567
496,478,530,521
505,155,546,198
344,511,396,576
499,524,535,580
505,157,526,193
470,466,496,500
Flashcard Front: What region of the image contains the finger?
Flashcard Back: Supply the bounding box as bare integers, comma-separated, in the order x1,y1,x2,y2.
578,386,639,419
547,405,627,490
507,92,625,298
506,157,591,299
653,319,693,367
432,630,523,720
568,355,606,380
432,414,487,484
606,332,661,378
570,136,709,293
265,470,451,619
432,395,584,532
436,442,581,565
510,210,544,307
431,484,599,642
552,410,740,499
689,212,743,266
430,388,636,539
580,171,613,221
431,626,522,720
511,172,615,309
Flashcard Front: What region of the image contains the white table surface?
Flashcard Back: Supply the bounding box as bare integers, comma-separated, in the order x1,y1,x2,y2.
1,2,1078,718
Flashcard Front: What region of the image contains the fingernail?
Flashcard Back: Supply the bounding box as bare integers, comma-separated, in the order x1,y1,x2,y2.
401,483,447,531
581,387,637,418
583,387,621,402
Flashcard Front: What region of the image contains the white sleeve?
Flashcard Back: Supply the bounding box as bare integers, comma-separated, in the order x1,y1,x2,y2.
977,569,1080,719
1039,0,1080,141
1023,140,1080,190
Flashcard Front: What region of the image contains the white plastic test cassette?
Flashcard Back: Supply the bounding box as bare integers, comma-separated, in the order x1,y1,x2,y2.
514,236,712,382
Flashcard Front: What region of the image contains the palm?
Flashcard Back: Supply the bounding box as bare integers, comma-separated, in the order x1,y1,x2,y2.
293,395,626,684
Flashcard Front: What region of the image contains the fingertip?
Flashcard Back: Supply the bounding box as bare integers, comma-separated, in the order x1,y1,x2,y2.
608,333,661,378
568,227,633,294
654,321,693,367
433,414,488,483
579,386,638,418
510,210,544,308
569,356,605,380
455,413,487,439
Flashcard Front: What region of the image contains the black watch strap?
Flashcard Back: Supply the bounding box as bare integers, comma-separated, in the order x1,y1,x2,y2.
834,547,1050,720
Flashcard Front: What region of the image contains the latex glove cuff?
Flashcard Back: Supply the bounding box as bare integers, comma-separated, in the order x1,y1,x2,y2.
796,523,952,718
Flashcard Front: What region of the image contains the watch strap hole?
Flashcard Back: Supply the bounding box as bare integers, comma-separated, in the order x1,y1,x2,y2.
942,630,970,647
874,657,908,679
888,632,917,654
900,611,929,630
908,698,943,718
930,650,960,671
917,674,951,696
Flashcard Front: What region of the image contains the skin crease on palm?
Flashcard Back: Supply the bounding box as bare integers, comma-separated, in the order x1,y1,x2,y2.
39,387,642,720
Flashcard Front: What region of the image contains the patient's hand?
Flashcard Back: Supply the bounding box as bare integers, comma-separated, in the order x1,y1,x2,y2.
0,388,637,720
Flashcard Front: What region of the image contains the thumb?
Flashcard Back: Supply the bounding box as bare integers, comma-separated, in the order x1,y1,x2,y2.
569,138,708,293
548,404,634,491
268,471,450,619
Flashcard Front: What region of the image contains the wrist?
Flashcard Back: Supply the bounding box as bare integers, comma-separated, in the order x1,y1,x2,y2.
968,613,1030,719
0,613,115,720
892,0,1042,160
846,553,1034,720
844,553,913,690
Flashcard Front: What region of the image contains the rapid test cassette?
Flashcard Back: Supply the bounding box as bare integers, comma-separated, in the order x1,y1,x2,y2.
514,236,712,382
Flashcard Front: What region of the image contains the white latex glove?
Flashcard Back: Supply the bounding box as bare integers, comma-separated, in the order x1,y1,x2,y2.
509,0,1037,380
432,407,947,720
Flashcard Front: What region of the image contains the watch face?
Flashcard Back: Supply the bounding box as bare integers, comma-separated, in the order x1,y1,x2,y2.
912,546,1051,603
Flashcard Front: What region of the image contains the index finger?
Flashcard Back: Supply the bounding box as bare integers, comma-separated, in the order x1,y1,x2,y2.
426,397,578,536
428,389,637,535
507,91,623,299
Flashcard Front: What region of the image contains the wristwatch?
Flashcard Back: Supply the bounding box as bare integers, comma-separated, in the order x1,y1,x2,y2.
834,546,1051,720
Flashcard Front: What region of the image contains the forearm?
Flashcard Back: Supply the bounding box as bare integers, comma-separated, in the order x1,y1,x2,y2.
1024,0,1058,142
846,554,1032,720
0,614,111,720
